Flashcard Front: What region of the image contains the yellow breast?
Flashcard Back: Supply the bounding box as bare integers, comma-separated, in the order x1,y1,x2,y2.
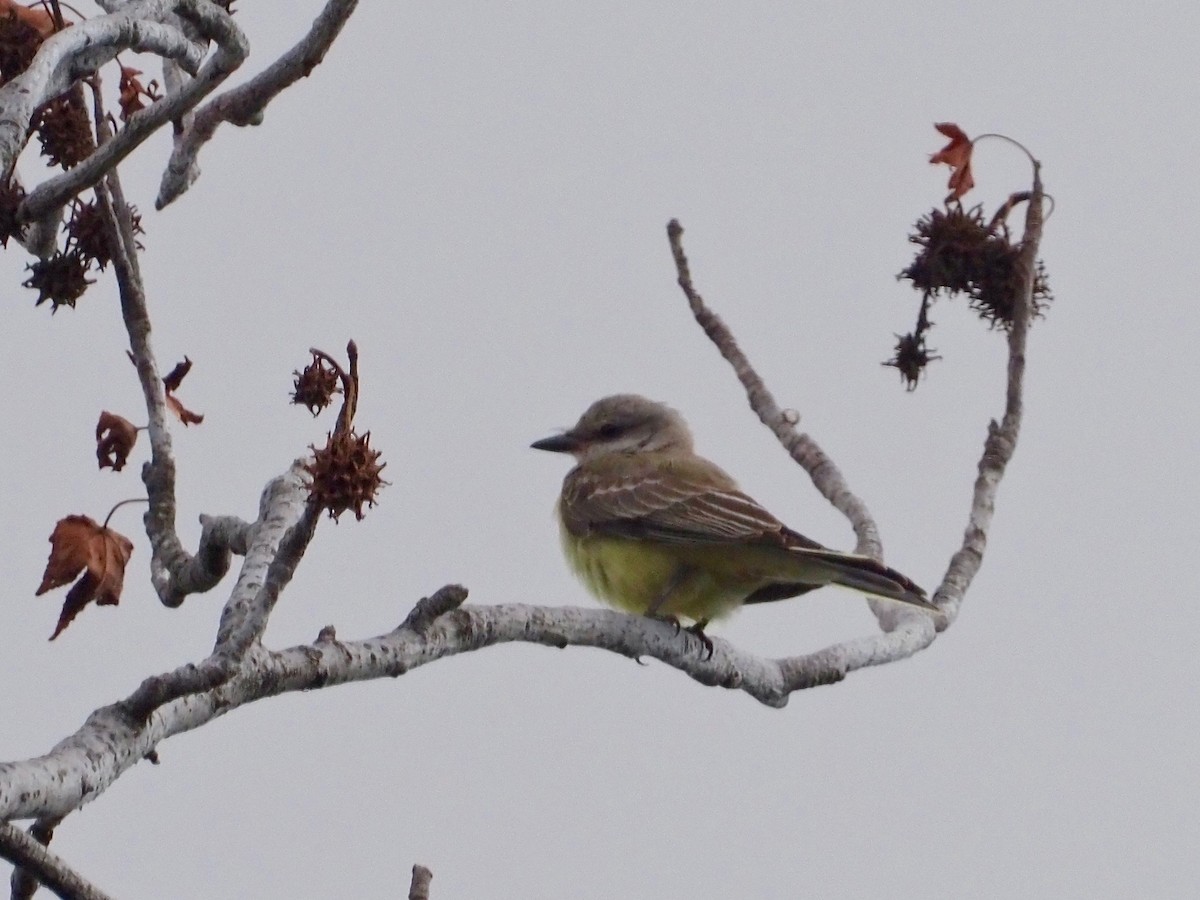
558,523,749,622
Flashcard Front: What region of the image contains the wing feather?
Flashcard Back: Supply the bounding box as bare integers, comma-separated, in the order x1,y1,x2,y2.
562,454,816,547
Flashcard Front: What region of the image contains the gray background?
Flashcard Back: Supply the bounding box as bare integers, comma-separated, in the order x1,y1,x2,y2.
2,2,1196,897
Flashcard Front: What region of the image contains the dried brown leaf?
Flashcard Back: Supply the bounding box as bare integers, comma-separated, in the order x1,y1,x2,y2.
36,515,134,639
930,122,975,200
117,65,160,121
96,411,139,471
162,356,204,424
162,356,193,392
165,392,204,426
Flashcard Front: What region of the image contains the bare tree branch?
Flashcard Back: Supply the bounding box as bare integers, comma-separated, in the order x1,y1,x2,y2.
0,180,1048,805
0,5,1048,892
408,865,433,900
210,465,319,653
0,195,1046,827
119,460,314,722
667,218,908,632
664,166,1045,680
8,0,250,236
934,163,1044,628
0,587,819,823
158,0,361,208
7,818,54,900
85,82,258,609
0,821,113,900
667,218,889,560
0,0,206,178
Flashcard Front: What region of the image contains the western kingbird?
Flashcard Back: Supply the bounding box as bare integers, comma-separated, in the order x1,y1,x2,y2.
532,395,935,642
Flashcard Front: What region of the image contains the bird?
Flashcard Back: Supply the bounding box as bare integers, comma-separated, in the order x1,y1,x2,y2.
531,394,936,651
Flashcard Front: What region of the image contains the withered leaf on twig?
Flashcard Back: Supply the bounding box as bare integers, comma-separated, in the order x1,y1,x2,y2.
930,122,975,200
36,515,134,639
163,356,204,425
165,393,204,425
162,356,193,392
96,411,138,471
117,66,160,120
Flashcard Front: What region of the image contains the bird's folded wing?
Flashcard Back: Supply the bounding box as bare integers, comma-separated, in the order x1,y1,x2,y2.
561,455,933,609
561,455,823,549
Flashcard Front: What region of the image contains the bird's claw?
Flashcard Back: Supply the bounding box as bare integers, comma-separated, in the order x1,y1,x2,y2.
643,613,712,658
685,621,714,660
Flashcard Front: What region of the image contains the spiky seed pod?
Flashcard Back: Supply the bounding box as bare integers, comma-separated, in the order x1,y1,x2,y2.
0,14,42,84
24,252,93,311
883,331,941,390
291,357,340,416
305,430,387,521
34,84,95,170
899,204,1052,330
899,205,994,296
67,199,145,270
0,179,25,247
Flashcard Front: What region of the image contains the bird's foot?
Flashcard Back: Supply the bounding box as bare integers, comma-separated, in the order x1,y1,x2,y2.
684,620,714,660
642,613,712,658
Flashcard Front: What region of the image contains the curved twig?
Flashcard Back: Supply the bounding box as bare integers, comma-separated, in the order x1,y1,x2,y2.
666,183,1043,669
666,220,885,561
933,163,1043,626
0,820,113,900
157,0,360,208
20,0,247,227
0,0,207,179
409,865,433,900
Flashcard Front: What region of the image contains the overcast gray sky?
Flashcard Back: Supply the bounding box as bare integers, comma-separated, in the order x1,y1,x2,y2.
2,2,1197,898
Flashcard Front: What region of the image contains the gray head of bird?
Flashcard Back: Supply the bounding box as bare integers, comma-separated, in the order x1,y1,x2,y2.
531,394,694,460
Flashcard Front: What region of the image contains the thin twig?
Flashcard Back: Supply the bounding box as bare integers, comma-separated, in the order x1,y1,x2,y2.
90,87,192,608
399,585,469,636
932,163,1043,625
15,0,248,226
666,220,885,561
666,183,1044,681
8,818,55,900
157,0,360,207
88,80,250,607
408,865,433,900
0,821,114,900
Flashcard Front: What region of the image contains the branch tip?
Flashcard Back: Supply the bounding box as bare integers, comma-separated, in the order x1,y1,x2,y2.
409,864,433,900
401,585,469,635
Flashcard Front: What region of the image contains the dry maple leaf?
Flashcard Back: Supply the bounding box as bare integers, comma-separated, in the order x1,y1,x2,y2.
162,356,193,392
36,515,134,639
930,122,975,200
117,65,160,120
165,392,204,425
162,356,205,425
96,410,139,471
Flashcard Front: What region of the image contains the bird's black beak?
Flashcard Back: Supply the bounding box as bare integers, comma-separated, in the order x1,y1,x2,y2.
531,432,581,453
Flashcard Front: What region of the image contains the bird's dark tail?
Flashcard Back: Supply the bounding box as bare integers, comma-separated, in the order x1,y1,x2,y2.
772,533,938,612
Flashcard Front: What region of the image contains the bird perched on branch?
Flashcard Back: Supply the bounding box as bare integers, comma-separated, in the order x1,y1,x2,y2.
532,394,935,652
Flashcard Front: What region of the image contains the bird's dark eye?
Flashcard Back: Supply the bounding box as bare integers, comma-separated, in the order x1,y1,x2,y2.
597,423,622,439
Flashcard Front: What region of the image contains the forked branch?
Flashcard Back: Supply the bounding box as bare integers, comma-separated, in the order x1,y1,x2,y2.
666,166,1044,682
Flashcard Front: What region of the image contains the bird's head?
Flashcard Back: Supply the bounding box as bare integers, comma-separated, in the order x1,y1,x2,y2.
531,394,694,461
